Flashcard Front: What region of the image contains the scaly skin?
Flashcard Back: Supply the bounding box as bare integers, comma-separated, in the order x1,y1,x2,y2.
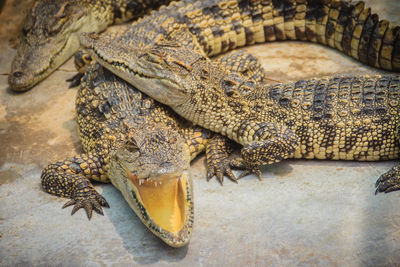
42,63,198,247
81,41,400,193
81,0,400,73
79,0,400,191
9,0,171,91
41,49,265,247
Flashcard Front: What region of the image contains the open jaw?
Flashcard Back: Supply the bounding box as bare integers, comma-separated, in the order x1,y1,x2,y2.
123,169,194,247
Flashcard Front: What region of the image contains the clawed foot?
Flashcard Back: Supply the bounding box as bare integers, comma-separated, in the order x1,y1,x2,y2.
237,168,263,181
205,136,241,185
375,165,400,194
229,156,263,181
62,189,109,219
207,158,238,185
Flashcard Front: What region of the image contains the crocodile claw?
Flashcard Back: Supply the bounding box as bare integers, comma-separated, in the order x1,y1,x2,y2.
228,156,262,181
62,190,109,220
237,168,263,181
206,139,240,185
207,163,238,185
375,165,400,194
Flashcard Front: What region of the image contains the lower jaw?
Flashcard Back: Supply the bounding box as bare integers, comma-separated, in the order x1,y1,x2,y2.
126,174,193,247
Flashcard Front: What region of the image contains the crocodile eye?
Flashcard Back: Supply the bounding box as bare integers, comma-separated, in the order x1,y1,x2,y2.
45,17,68,36
126,142,139,153
141,52,163,64
170,59,191,72
22,1,41,36
43,3,71,36
237,80,256,95
124,136,140,154
22,25,31,36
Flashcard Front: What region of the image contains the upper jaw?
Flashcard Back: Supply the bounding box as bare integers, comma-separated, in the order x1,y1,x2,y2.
8,68,38,91
9,59,53,91
80,35,186,106
9,54,61,92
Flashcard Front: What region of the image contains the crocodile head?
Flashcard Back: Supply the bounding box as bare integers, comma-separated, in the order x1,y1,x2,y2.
80,34,208,108
9,0,110,91
108,122,193,247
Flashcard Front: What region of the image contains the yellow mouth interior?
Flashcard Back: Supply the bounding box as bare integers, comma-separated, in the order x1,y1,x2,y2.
128,172,188,233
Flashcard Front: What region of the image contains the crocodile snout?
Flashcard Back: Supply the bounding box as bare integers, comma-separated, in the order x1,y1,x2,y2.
8,70,34,91
13,71,24,78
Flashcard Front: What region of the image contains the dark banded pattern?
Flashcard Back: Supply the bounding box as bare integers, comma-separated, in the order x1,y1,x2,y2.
115,0,400,72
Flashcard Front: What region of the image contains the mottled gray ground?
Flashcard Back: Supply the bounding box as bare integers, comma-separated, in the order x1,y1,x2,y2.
1,0,400,266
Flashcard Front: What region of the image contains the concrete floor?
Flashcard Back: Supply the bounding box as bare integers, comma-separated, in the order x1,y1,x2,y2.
1,1,400,266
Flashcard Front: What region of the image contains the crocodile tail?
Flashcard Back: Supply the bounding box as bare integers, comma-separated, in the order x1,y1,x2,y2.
186,0,399,72
112,0,173,23
269,0,400,71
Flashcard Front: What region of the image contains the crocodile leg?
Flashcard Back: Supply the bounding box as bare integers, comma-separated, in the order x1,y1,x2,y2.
183,120,300,183
233,121,299,180
67,51,94,88
376,165,400,194
180,49,265,184
180,126,240,185
41,152,109,219
187,48,299,181
207,50,266,183
215,50,265,83
205,134,240,185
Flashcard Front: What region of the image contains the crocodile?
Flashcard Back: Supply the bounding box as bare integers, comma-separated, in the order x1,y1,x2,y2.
41,49,265,247
83,41,400,193
78,0,400,189
11,0,400,91
80,0,400,74
8,0,172,91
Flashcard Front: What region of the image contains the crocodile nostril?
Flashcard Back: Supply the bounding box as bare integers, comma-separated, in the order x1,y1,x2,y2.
13,71,24,78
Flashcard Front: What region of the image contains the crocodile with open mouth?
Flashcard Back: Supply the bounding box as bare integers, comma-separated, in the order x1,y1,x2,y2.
8,0,172,91
40,0,400,247
40,49,265,247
